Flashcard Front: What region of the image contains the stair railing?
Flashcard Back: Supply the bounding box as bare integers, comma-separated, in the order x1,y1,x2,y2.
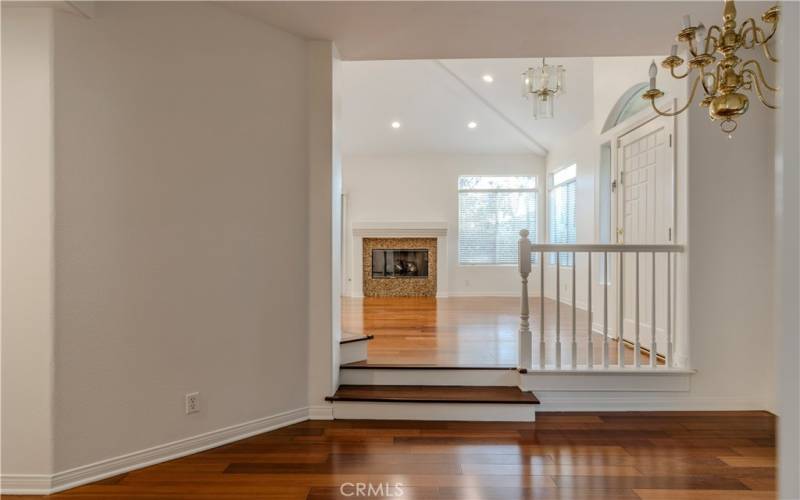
517,229,685,371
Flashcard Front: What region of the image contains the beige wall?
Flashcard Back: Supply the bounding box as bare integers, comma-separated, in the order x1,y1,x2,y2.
1,7,57,477
307,41,342,414
776,4,800,497
1,2,310,475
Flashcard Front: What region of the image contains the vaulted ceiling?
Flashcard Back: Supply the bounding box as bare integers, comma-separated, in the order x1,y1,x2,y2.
340,57,595,155
223,0,773,156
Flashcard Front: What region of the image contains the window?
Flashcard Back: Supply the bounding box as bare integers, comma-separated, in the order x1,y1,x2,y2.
458,176,538,265
601,82,650,133
548,164,576,266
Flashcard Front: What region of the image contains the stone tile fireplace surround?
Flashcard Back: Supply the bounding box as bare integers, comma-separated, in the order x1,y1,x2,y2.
349,222,448,298
363,237,437,297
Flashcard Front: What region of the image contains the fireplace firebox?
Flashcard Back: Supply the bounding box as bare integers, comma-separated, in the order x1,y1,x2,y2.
371,249,429,278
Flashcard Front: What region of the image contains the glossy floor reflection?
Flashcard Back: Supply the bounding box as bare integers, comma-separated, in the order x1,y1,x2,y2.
7,412,776,499
342,297,660,366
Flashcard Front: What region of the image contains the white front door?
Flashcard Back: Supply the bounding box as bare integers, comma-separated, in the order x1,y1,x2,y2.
617,116,674,355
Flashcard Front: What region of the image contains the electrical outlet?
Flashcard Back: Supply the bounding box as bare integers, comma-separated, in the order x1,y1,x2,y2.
185,392,200,414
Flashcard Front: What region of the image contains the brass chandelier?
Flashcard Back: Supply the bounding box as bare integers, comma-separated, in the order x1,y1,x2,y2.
642,0,780,136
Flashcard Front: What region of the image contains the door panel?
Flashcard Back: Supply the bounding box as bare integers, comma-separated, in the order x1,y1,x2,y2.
617,117,673,356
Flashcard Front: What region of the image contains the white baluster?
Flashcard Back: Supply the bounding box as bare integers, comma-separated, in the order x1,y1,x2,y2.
618,252,625,367
651,250,657,368
635,252,641,368
572,252,577,369
556,252,561,369
603,251,609,369
588,252,593,369
540,251,546,368
667,252,673,368
518,230,532,371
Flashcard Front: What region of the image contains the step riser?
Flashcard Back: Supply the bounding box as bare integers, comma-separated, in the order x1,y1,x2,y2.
331,401,535,421
340,369,519,386
340,342,369,365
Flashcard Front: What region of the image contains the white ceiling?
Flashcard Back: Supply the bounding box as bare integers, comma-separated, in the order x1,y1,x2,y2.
224,1,728,61
340,57,594,155
222,0,774,156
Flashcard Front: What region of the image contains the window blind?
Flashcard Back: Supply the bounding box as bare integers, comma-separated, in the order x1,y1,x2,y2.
548,179,576,266
458,177,538,265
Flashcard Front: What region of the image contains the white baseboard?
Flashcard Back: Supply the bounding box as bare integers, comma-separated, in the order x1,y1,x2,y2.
534,395,767,412
0,475,53,496
340,367,519,386
1,407,309,496
308,405,334,420
520,368,693,392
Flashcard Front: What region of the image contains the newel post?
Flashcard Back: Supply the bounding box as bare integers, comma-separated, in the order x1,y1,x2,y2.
518,229,533,371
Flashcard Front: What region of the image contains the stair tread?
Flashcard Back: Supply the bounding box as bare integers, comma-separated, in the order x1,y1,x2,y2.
326,385,539,404
340,333,375,345
340,362,516,370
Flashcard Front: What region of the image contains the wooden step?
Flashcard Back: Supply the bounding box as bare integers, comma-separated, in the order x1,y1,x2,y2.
339,333,374,345
326,385,539,405
340,362,514,370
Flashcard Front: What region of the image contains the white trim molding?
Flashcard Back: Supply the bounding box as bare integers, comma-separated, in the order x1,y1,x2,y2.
534,394,766,412
0,475,53,496
352,221,448,238
331,401,536,422
520,368,694,392
308,405,335,420
1,407,310,496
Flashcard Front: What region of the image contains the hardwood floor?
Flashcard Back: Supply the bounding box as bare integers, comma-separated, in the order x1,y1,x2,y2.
3,411,776,499
342,296,661,366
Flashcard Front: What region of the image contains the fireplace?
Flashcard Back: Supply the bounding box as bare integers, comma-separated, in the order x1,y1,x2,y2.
362,237,437,297
371,249,429,278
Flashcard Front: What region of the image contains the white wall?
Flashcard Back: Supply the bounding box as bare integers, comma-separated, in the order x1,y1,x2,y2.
543,56,688,313
685,50,775,412
1,7,57,478
3,2,312,481
342,153,546,297
542,46,775,411
543,120,596,309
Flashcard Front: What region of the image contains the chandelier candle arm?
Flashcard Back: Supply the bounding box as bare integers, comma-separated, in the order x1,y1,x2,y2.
642,0,780,135
646,74,704,117
741,59,779,91
743,69,778,109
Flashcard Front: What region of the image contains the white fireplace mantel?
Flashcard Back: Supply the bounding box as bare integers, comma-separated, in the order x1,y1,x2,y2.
347,221,449,298
351,221,448,238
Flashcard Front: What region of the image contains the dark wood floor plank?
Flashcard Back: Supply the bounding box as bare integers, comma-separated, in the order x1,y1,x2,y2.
2,411,775,500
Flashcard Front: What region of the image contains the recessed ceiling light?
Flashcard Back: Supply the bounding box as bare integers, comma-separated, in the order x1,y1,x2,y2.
391,121,401,129
467,121,478,129
482,74,494,83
